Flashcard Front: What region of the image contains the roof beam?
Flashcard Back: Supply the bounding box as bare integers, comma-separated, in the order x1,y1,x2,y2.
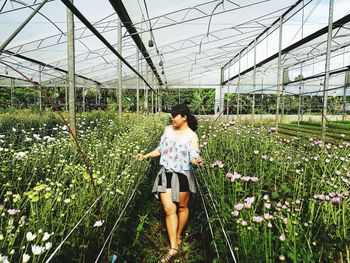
3,50,101,85
108,0,163,86
222,14,350,85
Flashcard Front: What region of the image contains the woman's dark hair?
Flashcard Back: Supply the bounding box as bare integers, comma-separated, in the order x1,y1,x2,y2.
182,113,198,131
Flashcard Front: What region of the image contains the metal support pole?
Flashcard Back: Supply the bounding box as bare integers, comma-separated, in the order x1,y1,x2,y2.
321,0,334,136
117,18,122,116
281,69,288,121
65,75,68,111
144,66,148,111
67,0,76,138
97,83,101,108
151,74,154,113
95,83,98,107
343,72,349,121
38,65,42,111
136,46,140,114
252,40,257,125
237,54,241,120
0,0,49,52
217,67,224,115
154,84,157,112
226,65,230,118
159,85,163,112
82,86,86,112
260,78,264,121
281,84,285,118
10,78,14,108
275,16,283,127
342,85,347,121
297,84,302,126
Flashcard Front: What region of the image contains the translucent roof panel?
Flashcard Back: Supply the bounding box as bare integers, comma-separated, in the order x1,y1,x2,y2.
1,0,349,91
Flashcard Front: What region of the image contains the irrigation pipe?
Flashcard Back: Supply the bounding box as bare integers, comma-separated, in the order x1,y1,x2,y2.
45,170,125,263
45,133,158,262
200,174,237,263
94,175,142,263
194,173,220,259
197,111,238,263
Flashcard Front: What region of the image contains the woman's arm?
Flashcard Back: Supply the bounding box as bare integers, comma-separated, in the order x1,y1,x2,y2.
136,126,167,160
190,133,203,166
135,149,160,160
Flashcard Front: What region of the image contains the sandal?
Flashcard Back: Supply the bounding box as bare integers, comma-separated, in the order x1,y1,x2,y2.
160,247,178,262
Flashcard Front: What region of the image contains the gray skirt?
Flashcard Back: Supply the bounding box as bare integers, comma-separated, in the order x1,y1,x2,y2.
152,166,197,202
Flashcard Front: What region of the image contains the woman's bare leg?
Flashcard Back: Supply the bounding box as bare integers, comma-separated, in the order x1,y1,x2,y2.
176,191,190,245
160,189,178,255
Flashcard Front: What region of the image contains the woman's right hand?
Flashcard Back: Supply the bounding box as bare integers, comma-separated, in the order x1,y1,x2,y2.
135,153,146,161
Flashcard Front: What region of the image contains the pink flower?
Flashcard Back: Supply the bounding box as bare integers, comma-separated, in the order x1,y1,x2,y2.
241,220,248,226
313,194,325,200
231,172,241,182
245,197,255,204
244,202,252,209
241,176,250,181
279,233,286,241
331,197,341,205
231,211,239,217
264,213,273,220
210,160,224,168
234,203,244,211
328,192,335,198
226,173,233,178
335,170,341,176
268,127,277,133
8,209,20,216
252,216,264,223
250,177,259,182
264,203,271,209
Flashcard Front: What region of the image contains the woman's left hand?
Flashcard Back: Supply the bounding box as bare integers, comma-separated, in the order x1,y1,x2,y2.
191,157,204,167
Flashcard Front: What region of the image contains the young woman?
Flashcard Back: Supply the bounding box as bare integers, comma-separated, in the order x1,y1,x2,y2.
136,104,202,262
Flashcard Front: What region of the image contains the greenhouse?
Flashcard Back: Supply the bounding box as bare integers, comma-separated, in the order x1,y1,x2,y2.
0,0,349,262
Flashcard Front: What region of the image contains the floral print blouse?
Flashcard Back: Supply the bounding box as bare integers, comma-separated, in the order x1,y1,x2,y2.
157,125,200,174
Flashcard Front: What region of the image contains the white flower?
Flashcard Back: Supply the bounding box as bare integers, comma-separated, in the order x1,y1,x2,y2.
0,254,9,263
31,244,45,255
12,128,17,132
47,137,55,143
45,242,52,250
42,232,52,241
93,220,105,227
14,152,27,159
279,255,286,261
26,232,37,241
22,254,30,263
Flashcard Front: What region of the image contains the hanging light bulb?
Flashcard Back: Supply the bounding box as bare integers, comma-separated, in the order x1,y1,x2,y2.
5,70,8,75
161,70,164,75
148,39,154,47
159,60,163,67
